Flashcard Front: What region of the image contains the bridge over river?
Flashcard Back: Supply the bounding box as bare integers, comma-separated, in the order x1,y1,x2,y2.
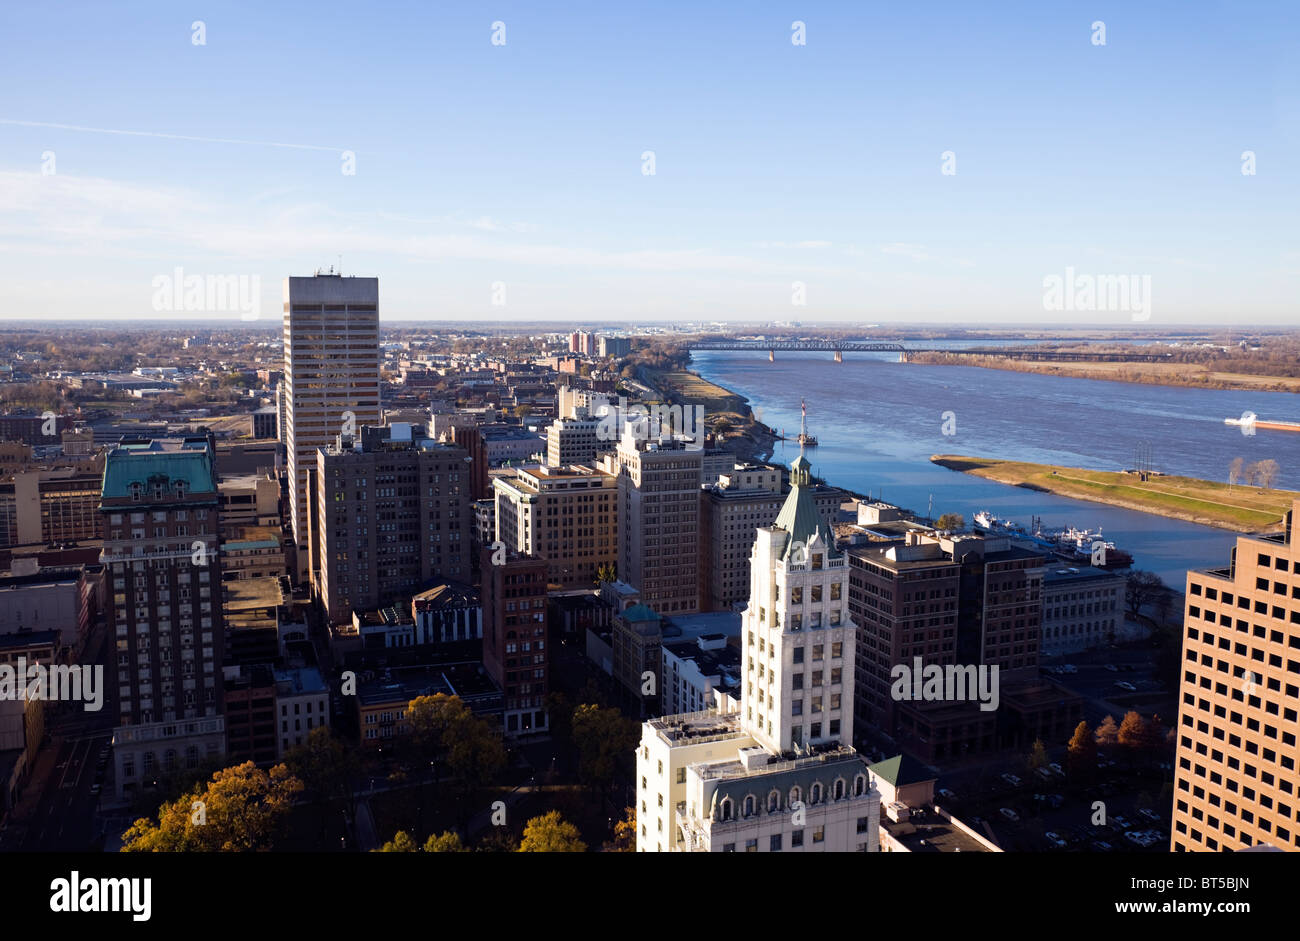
687,339,1176,363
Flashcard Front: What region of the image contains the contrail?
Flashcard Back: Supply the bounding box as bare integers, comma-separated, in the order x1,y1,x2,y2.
0,118,348,152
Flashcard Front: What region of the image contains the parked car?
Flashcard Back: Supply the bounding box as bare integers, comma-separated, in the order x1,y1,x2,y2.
1112,814,1133,830
1000,773,1022,787
1115,681,1137,692
938,788,956,801
1048,762,1064,776
1044,831,1068,848
1139,808,1161,822
1105,663,1119,672
999,807,1020,822
1091,840,1114,851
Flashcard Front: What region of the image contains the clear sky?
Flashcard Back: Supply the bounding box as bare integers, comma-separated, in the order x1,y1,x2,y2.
1,1,1297,324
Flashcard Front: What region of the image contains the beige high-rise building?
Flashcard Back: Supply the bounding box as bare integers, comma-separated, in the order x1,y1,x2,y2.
599,430,702,615
546,414,605,467
283,272,380,582
1172,501,1300,852
493,463,617,590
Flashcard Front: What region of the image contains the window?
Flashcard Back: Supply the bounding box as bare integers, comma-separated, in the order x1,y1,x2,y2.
791,830,804,848
813,826,825,843
770,834,783,851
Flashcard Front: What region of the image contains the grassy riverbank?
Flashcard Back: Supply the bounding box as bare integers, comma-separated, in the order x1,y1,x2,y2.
908,353,1300,394
931,455,1297,532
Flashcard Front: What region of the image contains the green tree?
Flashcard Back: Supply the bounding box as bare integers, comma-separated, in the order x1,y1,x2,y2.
572,704,638,796
120,762,303,852
424,831,467,852
377,830,419,852
518,811,587,853
935,513,964,532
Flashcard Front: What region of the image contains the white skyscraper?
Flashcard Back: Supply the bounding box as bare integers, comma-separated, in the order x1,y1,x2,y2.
634,441,880,852
282,272,380,582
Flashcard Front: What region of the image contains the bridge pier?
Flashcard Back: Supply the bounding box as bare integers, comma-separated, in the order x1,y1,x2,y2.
899,352,908,363
769,349,775,363
834,350,842,363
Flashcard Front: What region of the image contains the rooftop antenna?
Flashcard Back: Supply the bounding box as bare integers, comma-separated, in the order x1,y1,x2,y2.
337,253,342,275
799,399,807,460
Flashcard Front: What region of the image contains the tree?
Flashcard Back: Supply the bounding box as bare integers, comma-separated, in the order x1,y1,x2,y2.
1256,459,1280,489
1125,570,1165,618
518,811,587,853
1228,456,1244,487
1243,461,1261,486
120,762,304,852
603,806,636,852
477,828,519,852
1067,720,1097,774
1095,714,1119,748
1118,711,1146,749
424,831,468,852
445,713,507,800
935,513,964,532
284,726,359,805
1026,738,1049,772
595,562,617,586
377,830,419,852
1141,713,1167,756
572,704,639,795
407,693,471,782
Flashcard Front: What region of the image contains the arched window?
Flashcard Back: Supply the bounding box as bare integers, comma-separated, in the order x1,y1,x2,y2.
719,798,733,821
789,785,802,807
767,790,781,813
163,749,177,772
834,778,845,800
854,774,866,796
810,782,823,804
743,795,756,818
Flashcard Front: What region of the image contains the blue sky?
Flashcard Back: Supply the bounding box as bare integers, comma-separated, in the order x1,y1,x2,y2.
1,1,1297,323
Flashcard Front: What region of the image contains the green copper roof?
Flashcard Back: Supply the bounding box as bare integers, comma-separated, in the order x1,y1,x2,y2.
102,447,216,499
867,753,935,787
772,454,838,561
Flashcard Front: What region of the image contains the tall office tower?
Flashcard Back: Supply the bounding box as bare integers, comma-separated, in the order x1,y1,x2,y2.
283,272,380,582
634,448,879,852
101,436,226,799
599,429,702,615
492,463,618,589
315,423,472,626
481,548,550,736
1172,501,1300,852
546,412,604,467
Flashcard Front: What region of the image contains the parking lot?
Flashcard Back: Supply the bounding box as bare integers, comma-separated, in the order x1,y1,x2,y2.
937,760,1173,852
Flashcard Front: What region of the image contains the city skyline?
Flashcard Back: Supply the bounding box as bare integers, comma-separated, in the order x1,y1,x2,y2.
2,1,1298,323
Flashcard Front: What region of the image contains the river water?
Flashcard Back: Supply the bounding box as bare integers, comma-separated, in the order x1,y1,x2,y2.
692,350,1300,589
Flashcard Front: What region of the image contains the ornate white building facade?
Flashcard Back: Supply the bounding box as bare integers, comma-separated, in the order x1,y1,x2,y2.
635,448,881,852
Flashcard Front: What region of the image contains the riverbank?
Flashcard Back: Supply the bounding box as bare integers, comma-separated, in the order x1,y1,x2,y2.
931,455,1297,532
637,367,778,463
907,353,1300,394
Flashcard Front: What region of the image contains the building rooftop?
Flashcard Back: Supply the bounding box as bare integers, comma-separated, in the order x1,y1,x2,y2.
648,710,747,747
412,580,479,610
881,812,994,853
